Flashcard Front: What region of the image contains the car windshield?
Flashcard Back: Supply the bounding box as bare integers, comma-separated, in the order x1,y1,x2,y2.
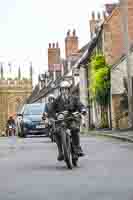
23,104,45,115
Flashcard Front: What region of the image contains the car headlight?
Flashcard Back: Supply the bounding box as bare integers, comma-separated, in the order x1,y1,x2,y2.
57,113,64,120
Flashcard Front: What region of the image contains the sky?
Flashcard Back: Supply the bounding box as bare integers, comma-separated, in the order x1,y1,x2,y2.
0,0,118,85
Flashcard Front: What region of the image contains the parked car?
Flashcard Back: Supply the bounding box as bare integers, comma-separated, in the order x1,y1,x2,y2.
17,103,48,137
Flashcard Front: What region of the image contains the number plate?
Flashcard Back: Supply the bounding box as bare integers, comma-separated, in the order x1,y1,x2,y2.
36,125,45,129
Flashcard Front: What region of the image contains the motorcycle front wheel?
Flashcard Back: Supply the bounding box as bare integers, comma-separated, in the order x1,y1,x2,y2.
61,129,72,169
71,146,78,167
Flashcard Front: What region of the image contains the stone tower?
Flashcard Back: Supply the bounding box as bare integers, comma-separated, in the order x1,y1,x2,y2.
0,66,32,135
65,29,79,58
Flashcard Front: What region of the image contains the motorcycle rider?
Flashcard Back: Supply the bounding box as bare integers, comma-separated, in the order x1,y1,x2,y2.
52,80,86,161
44,94,56,119
43,94,56,138
6,115,16,136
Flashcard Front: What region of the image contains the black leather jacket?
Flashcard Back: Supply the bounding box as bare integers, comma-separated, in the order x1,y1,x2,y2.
45,102,56,118
53,95,85,114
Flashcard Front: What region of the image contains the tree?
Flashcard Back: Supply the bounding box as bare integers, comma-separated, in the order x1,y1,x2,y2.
90,54,110,128
0,63,4,79
18,66,21,80
29,62,33,82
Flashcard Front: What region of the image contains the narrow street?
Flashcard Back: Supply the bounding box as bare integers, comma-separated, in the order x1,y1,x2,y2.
0,136,133,200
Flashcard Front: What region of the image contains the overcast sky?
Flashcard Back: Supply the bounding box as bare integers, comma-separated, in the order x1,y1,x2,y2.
0,0,118,84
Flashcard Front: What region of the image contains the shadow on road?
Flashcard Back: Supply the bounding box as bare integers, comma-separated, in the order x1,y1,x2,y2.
17,162,81,172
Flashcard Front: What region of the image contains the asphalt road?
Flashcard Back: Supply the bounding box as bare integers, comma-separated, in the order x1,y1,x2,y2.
0,135,133,200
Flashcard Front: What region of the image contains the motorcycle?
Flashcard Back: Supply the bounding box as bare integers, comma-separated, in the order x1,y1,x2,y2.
54,111,81,169
48,118,56,142
42,113,55,142
6,124,16,137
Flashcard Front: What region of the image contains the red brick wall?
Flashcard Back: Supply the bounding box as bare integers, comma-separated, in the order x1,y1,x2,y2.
103,0,133,65
48,43,60,71
65,30,79,58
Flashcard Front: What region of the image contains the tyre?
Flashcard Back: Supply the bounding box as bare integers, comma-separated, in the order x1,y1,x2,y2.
50,135,54,142
61,129,72,169
8,130,12,137
49,130,54,143
72,147,78,167
18,130,26,138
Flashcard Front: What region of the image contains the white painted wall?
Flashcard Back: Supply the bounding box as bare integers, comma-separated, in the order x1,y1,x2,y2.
111,52,133,95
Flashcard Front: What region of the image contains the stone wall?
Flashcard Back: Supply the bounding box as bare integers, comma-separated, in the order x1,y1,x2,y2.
0,79,32,135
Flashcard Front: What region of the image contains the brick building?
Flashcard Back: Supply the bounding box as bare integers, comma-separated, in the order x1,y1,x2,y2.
89,0,133,129
89,0,133,65
48,29,80,81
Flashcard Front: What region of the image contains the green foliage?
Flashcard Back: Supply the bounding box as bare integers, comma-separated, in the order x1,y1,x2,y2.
91,54,106,71
18,67,21,80
22,78,28,80
89,54,110,128
92,67,110,106
90,54,110,106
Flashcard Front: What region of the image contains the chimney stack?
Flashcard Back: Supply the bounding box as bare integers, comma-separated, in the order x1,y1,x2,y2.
48,41,61,78
89,11,102,38
65,29,79,58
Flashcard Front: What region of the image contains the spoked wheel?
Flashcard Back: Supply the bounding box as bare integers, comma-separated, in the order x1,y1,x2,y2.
51,135,56,143
51,136,54,142
49,133,54,142
18,131,26,138
49,129,55,143
61,130,72,169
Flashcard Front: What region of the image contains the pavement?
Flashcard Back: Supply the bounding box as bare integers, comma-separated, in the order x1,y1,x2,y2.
82,129,133,143
0,136,133,200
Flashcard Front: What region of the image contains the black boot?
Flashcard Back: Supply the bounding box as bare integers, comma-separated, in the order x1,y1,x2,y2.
74,146,85,157
72,129,85,157
57,152,64,161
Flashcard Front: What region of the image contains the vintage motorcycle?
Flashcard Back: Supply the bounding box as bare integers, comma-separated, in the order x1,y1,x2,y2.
42,114,55,142
6,124,16,137
54,111,81,169
47,118,56,142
